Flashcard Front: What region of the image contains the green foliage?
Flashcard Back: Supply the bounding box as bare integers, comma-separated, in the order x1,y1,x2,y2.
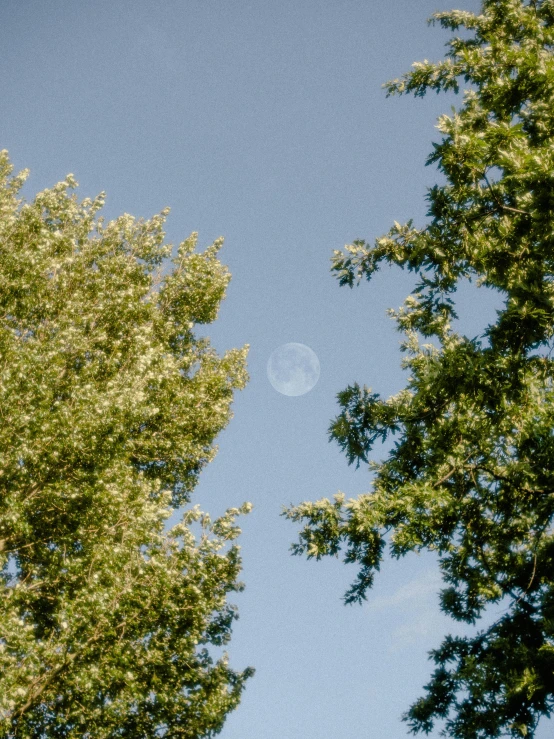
0,151,253,737
286,1,554,736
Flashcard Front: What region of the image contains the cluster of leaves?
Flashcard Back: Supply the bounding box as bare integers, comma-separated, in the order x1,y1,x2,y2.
286,1,554,737
0,150,252,737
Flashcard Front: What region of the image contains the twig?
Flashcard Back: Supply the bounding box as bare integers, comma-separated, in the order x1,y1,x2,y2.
482,172,530,216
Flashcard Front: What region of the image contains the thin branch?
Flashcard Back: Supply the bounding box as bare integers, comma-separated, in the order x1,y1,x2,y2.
434,454,473,487
482,172,530,217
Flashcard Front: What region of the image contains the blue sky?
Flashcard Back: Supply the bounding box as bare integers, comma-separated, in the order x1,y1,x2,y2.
2,1,551,737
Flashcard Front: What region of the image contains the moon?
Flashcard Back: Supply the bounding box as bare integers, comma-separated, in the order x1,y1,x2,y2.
267,343,320,396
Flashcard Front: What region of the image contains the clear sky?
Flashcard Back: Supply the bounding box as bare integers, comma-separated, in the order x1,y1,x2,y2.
1,1,551,737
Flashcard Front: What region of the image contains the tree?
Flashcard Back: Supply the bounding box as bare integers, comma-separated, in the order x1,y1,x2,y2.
0,150,253,737
285,1,554,736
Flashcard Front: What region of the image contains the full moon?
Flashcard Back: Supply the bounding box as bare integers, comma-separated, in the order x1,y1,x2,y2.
267,343,320,396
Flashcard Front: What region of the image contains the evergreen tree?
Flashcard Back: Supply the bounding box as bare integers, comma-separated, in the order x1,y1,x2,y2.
286,1,554,736
0,151,252,737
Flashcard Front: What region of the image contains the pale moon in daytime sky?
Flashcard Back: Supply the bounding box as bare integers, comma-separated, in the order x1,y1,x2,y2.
267,343,320,396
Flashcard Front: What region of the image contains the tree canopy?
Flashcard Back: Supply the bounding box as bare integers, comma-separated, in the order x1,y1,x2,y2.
286,1,554,736
0,150,252,737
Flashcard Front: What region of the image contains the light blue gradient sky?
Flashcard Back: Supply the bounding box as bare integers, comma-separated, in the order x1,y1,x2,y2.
2,1,551,737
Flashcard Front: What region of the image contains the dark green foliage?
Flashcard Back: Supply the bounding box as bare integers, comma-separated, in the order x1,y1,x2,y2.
286,2,554,736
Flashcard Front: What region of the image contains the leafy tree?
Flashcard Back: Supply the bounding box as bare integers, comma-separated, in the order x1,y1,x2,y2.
286,1,554,736
0,150,253,738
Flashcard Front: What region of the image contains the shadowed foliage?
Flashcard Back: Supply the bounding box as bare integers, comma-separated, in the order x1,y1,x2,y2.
286,2,554,736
